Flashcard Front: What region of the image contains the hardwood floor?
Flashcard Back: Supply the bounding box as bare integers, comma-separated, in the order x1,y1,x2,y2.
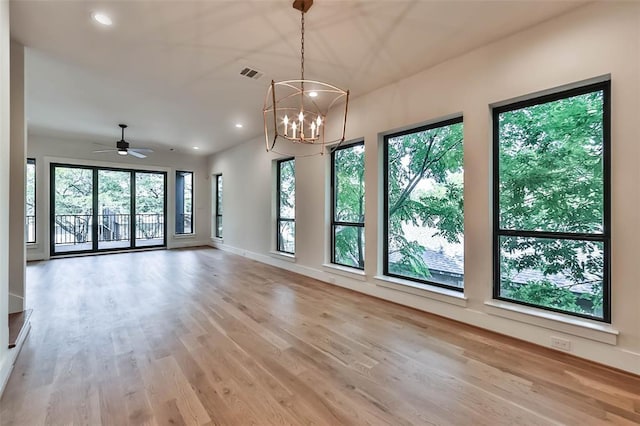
1,247,638,425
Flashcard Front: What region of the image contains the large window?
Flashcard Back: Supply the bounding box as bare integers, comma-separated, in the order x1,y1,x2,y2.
276,158,295,254
176,171,193,234
214,174,223,238
384,117,464,291
493,81,610,321
331,142,365,269
26,158,36,244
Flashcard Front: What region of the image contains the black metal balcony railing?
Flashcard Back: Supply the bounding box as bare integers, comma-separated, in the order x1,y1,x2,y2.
135,213,164,240
54,214,92,245
99,213,130,242
54,213,164,245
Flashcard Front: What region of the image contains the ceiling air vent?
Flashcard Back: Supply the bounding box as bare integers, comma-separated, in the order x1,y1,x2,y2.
239,67,264,80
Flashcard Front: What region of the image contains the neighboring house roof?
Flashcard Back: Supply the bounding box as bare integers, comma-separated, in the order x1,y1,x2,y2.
390,246,597,294
421,248,463,276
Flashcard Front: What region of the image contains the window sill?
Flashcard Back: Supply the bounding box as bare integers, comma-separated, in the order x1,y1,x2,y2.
173,233,195,239
26,243,38,249
374,275,467,307
269,251,296,263
484,300,618,345
210,237,223,244
322,263,366,281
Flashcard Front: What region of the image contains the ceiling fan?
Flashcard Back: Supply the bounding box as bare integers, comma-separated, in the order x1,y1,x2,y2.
93,124,153,158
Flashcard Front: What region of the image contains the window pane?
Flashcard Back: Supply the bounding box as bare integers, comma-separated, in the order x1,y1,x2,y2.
498,91,604,233
26,160,36,243
334,225,364,268
386,120,464,289
334,144,365,223
278,220,295,253
279,160,295,219
499,235,604,319
216,175,223,216
135,172,165,246
53,166,93,252
98,169,131,249
176,171,193,234
215,174,223,238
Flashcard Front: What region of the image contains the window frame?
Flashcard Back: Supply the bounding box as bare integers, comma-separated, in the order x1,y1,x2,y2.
492,80,611,323
175,170,194,235
214,173,223,238
26,158,36,244
383,116,464,292
330,141,365,270
276,158,295,255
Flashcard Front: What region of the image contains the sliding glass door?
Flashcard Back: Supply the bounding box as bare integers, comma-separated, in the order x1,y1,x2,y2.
98,169,131,250
135,172,165,247
52,165,94,253
51,164,166,255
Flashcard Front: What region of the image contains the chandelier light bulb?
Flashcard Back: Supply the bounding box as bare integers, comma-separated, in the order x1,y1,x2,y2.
292,121,297,139
316,115,322,127
283,115,289,136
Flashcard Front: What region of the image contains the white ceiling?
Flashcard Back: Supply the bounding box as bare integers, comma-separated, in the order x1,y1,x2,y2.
10,0,587,155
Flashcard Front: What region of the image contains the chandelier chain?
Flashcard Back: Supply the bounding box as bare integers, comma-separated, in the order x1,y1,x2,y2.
300,10,305,81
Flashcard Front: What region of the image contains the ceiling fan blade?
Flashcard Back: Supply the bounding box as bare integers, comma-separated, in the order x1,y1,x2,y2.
128,150,147,159
93,149,117,153
131,148,153,153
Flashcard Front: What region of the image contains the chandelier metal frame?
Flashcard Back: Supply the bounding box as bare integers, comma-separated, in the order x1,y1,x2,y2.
263,0,350,156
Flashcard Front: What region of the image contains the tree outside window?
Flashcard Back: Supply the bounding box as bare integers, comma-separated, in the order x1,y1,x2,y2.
384,117,464,291
26,158,36,243
494,82,610,321
331,142,365,269
277,159,295,254
215,174,222,238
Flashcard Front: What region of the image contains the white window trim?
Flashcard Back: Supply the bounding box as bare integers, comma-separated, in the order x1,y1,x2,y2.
374,275,467,307
322,263,366,281
484,300,618,345
173,233,196,239
269,251,296,263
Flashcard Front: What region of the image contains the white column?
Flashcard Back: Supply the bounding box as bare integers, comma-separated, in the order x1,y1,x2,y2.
8,40,25,314
0,0,13,381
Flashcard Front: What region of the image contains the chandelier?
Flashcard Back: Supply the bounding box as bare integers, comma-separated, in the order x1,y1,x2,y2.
263,0,349,156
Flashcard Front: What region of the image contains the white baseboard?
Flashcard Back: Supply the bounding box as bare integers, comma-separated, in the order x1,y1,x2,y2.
8,293,24,314
0,320,31,399
26,251,46,262
168,239,208,249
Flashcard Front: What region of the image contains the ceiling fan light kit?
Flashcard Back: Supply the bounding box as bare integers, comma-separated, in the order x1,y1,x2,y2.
263,0,349,156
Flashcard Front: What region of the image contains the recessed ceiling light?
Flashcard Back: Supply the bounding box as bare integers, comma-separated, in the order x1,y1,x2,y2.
235,123,243,128
92,12,113,26
193,146,200,150
308,91,318,98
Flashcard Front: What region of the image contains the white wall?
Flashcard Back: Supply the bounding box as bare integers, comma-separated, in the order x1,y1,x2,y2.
9,40,25,314
0,0,12,393
209,2,640,374
27,134,211,260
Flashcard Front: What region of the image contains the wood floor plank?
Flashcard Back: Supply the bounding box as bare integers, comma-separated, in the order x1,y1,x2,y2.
1,247,639,425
